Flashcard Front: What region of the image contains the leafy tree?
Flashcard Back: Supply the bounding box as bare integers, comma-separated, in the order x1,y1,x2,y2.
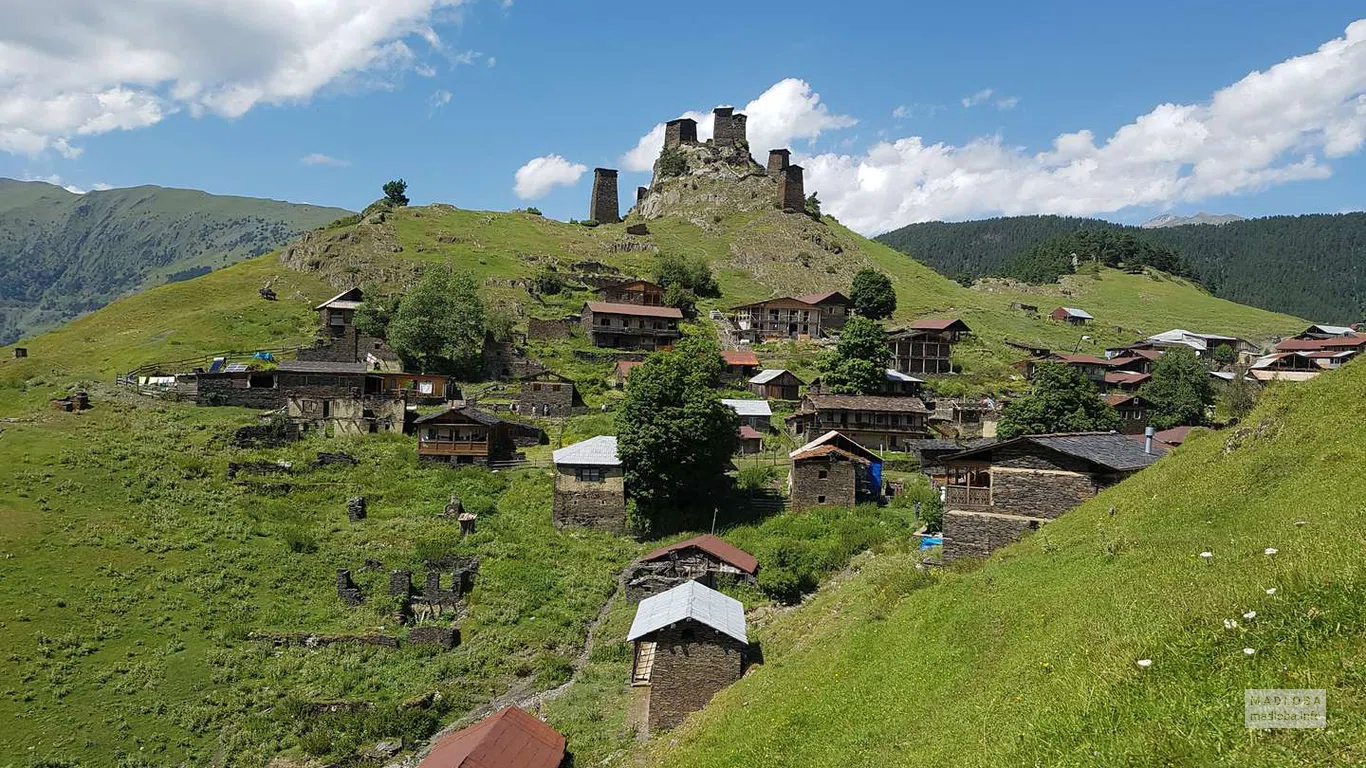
1140,346,1215,429
657,147,688,178
653,253,719,298
616,330,739,533
1223,363,1258,421
534,269,564,295
805,192,822,218
1211,344,1237,367
817,316,889,394
662,283,698,315
386,266,485,376
850,268,897,320
999,229,1196,285
997,363,1121,439
382,179,410,207
353,289,400,339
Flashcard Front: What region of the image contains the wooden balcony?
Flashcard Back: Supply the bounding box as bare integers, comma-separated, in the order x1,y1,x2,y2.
944,486,992,508
418,441,490,457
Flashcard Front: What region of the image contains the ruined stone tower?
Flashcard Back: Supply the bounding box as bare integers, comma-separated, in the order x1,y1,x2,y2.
712,107,748,148
767,149,790,177
590,168,621,224
636,186,648,204
664,118,698,149
780,164,805,212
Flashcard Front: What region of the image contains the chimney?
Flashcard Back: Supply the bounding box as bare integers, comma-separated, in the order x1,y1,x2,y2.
1144,426,1155,454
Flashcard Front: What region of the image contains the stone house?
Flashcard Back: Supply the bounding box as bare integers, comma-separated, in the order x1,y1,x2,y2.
719,350,760,383
627,580,748,734
786,393,930,451
597,279,665,307
551,435,625,533
731,297,823,342
940,432,1166,562
517,371,583,417
626,534,759,602
316,287,365,336
748,369,804,401
583,301,683,350
287,393,407,435
414,407,513,466
928,398,1001,440
888,319,970,375
417,705,566,768
788,430,883,511
1050,306,1093,325
796,290,853,332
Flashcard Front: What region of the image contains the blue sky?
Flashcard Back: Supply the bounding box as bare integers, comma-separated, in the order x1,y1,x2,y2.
3,0,1365,234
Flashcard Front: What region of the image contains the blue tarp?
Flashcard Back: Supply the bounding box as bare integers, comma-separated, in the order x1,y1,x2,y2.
253,351,275,361
919,536,943,550
868,460,883,496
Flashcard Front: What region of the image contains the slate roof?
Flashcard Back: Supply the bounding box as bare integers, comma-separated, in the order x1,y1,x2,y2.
552,435,620,466
721,398,772,418
585,301,683,319
628,580,747,645
720,350,760,367
795,290,851,306
749,368,801,385
640,534,759,574
944,432,1166,472
418,706,565,768
276,360,368,374
414,406,503,426
802,393,929,413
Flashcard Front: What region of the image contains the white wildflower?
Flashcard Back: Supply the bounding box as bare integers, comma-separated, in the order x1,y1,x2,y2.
1266,588,1277,595
1199,551,1213,559
1136,659,1153,668
1264,547,1278,556
1243,610,1257,620
1223,619,1239,630
1243,647,1256,656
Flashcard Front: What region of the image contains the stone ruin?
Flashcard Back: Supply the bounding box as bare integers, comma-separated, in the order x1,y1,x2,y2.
336,569,364,606
347,496,367,522
387,559,480,622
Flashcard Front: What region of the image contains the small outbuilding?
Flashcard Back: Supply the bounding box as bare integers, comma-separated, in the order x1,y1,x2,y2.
417,705,566,768
1050,306,1093,325
551,435,626,533
628,580,748,734
626,534,759,602
721,398,772,431
748,368,804,401
613,359,644,388
517,370,583,417
316,287,365,336
787,431,882,511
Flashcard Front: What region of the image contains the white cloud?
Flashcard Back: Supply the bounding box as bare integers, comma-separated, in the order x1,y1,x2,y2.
415,64,437,77
428,89,453,113
619,78,856,171
513,154,586,200
486,56,497,68
0,0,469,156
892,105,910,119
301,153,349,167
961,89,994,108
962,88,1018,110
22,174,111,194
801,19,1366,234
995,96,1020,111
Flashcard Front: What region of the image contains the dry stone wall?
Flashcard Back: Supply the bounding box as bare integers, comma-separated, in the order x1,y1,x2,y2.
645,622,745,733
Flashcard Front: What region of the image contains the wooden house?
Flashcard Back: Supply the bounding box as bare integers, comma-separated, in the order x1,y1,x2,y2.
551,435,625,533
1105,392,1151,433
628,581,748,734
417,705,566,768
796,290,854,331
748,369,804,400
583,301,683,350
736,425,765,454
940,433,1165,562
517,370,583,416
597,279,665,307
626,534,759,602
1050,306,1093,325
415,407,513,466
786,393,930,451
731,297,823,342
369,372,454,404
1103,371,1151,393
315,288,364,336
1142,329,1254,358
1017,353,1111,384
788,431,882,511
719,350,761,382
888,319,969,375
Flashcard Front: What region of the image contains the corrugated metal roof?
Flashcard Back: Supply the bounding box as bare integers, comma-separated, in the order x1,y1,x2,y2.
585,301,683,319
1058,307,1094,319
1305,324,1356,336
418,705,565,768
749,368,797,385
628,580,747,644
722,398,772,417
314,287,364,311
640,534,759,574
738,425,765,440
883,368,924,383
552,435,620,466
720,350,760,366
789,430,881,464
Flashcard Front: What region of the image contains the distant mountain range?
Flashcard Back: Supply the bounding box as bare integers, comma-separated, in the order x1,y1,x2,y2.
0,179,350,344
1140,212,1246,228
876,212,1366,323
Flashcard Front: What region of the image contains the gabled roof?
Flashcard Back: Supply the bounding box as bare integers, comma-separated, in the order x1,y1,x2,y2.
720,350,760,367
598,278,663,293
628,580,747,644
910,318,971,332
789,430,881,464
414,406,503,426
1105,392,1147,407
738,425,765,440
722,398,772,418
883,368,924,383
944,432,1166,472
749,368,803,385
552,435,619,466
418,705,565,768
585,301,683,319
640,534,759,575
1104,372,1152,385
802,393,929,413
314,287,364,311
730,296,821,311
1046,353,1110,366
795,290,852,306
276,360,368,374
1301,324,1356,337
1055,306,1094,319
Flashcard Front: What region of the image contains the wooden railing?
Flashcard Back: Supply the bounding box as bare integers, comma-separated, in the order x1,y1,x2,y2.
944,486,992,508
417,442,489,456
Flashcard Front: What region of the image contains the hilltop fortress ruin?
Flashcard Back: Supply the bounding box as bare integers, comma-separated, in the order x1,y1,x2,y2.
588,106,809,223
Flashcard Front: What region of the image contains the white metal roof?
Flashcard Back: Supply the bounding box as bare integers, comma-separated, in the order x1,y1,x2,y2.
749,368,790,385
722,398,772,418
883,368,924,383
552,435,620,466
627,580,747,644
1308,324,1356,336
1060,307,1094,319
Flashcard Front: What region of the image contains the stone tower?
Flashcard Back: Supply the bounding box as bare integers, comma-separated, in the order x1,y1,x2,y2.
767,149,790,177
636,186,649,204
664,118,698,149
590,168,621,224
780,165,805,212
712,107,748,148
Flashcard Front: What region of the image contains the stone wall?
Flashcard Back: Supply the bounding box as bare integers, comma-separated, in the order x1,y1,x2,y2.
517,379,577,416
644,622,745,733
553,465,626,533
288,396,406,435
590,168,621,224
780,165,806,211
766,149,790,177
195,374,285,408
789,456,857,512
942,511,1041,563
990,468,1100,520
527,317,577,341
408,626,459,650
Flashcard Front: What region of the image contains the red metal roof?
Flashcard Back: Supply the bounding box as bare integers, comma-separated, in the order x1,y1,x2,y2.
737,425,765,440
640,534,759,575
721,350,760,366
1105,393,1140,407
615,360,643,375
585,301,683,319
419,706,565,768
1104,372,1151,384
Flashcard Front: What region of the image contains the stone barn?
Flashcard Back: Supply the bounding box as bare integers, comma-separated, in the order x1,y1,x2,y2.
417,705,566,768
626,534,759,602
940,432,1166,562
788,431,882,511
551,435,626,533
627,580,748,734
316,288,365,336
517,371,583,417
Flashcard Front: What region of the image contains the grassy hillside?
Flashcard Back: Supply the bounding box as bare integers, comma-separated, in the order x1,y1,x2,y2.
642,360,1366,767
0,178,350,345
875,213,1366,324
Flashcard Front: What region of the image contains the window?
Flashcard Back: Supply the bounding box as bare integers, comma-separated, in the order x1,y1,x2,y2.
817,495,827,504
532,383,542,391
817,469,828,479
418,381,434,395
576,467,603,482
248,373,276,389
550,384,561,392
632,641,657,684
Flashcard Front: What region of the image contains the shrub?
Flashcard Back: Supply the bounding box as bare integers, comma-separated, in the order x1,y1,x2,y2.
281,527,318,554
657,147,688,178
737,464,779,493
323,214,361,230
535,270,565,295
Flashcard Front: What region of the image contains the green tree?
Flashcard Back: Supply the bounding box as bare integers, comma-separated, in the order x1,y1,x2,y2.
805,192,822,218
653,253,719,298
616,330,739,533
657,147,688,178
1223,363,1258,421
662,283,698,315
353,289,399,339
817,316,889,394
382,179,409,207
386,266,485,376
1140,346,1215,429
1211,344,1236,367
997,363,1121,439
850,268,897,320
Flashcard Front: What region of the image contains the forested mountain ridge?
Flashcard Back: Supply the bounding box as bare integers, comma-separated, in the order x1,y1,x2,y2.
875,212,1366,323
0,178,350,344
